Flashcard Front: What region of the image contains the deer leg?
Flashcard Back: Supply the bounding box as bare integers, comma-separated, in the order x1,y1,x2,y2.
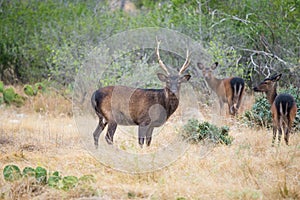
105,122,117,145
284,126,290,145
277,127,282,146
235,90,244,114
219,100,224,115
229,103,235,115
146,127,154,147
284,119,292,145
138,126,147,148
272,125,277,147
93,117,107,148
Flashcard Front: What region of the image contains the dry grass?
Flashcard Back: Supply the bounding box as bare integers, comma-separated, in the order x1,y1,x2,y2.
0,93,299,200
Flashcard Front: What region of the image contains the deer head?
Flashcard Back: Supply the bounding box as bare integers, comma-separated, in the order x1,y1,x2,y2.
253,74,282,93
155,38,191,96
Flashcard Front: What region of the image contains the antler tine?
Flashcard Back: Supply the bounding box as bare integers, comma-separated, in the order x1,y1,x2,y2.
156,37,169,75
179,49,191,74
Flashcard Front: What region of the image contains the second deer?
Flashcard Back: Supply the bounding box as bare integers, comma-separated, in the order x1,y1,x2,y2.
253,74,297,146
197,62,245,115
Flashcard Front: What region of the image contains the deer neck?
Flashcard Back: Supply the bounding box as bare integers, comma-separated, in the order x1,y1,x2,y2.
164,88,179,117
265,85,278,105
205,76,223,92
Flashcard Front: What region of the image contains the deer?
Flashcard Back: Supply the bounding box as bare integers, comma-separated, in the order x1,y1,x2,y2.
197,62,245,116
253,73,297,146
91,40,191,148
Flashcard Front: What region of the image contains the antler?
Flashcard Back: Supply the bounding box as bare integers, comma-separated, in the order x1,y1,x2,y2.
178,49,191,74
156,38,169,75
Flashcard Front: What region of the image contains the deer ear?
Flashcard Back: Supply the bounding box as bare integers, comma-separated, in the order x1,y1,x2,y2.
211,62,218,70
180,74,191,83
274,74,282,81
197,63,204,69
157,73,168,82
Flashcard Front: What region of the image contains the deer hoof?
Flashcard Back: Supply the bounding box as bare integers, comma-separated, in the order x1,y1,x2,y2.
105,136,113,145
139,138,145,148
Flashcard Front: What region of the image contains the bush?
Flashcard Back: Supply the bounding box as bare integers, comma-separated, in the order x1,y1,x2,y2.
243,95,272,128
182,119,233,145
3,165,22,182
2,165,95,191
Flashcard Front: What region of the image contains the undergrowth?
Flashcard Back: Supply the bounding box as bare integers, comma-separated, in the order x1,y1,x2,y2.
181,119,233,145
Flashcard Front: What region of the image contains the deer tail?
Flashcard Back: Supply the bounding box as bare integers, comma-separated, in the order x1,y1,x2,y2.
275,94,295,127
230,77,245,103
91,91,102,117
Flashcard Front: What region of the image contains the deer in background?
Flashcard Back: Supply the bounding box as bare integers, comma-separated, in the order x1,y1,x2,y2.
253,74,297,146
91,40,191,148
197,62,245,116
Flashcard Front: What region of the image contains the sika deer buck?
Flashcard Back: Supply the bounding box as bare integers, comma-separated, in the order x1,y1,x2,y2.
197,62,245,115
91,40,191,148
253,74,297,146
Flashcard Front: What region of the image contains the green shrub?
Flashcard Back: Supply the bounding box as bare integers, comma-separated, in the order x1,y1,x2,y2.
22,167,35,177
243,95,272,128
3,165,95,191
3,165,22,182
23,84,36,96
182,119,233,145
3,87,16,104
48,171,62,189
1,86,25,107
62,176,79,191
12,94,25,107
35,166,47,184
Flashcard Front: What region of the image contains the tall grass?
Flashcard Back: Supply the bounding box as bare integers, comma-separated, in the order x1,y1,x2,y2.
0,93,299,199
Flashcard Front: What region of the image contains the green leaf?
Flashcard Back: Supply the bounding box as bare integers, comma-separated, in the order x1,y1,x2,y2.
3,165,22,181
12,94,25,107
62,176,78,191
3,87,16,105
35,166,47,184
23,167,35,177
23,84,36,96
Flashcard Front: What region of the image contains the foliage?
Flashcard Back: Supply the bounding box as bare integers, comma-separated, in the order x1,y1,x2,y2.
2,165,95,191
22,167,35,177
0,81,47,107
23,85,36,96
62,176,79,191
182,119,233,145
3,165,22,182
23,82,47,96
2,87,25,107
0,0,299,90
243,95,272,128
243,85,300,131
0,81,3,93
35,166,47,184
3,87,16,105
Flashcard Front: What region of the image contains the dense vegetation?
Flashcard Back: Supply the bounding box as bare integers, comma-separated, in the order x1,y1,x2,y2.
0,0,299,89
182,119,233,145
